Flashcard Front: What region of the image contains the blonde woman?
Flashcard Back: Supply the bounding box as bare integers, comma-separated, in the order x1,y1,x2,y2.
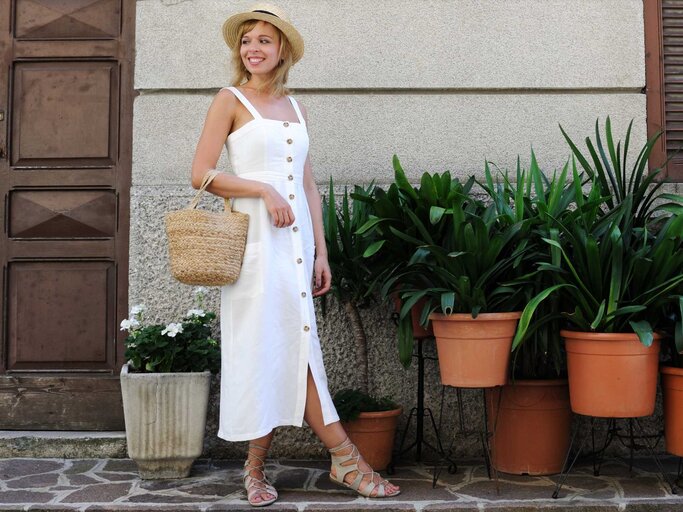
190,4,400,507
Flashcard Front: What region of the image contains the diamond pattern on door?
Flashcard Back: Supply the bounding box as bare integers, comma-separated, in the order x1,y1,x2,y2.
15,0,121,39
10,190,116,238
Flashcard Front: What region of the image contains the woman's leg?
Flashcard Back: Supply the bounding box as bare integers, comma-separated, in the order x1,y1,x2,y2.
303,368,400,496
244,431,276,504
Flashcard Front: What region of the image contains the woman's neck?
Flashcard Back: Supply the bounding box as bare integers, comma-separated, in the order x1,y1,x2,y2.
242,77,273,95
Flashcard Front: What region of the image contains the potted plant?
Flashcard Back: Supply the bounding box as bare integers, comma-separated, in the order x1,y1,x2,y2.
660,316,683,457
481,153,575,475
119,287,221,479
516,118,683,418
354,156,475,365
322,179,402,471
371,158,534,388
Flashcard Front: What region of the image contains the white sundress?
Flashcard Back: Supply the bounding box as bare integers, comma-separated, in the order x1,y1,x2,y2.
217,86,340,442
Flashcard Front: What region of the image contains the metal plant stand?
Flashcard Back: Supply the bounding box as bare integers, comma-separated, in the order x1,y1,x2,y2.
552,415,679,498
432,387,502,490
391,337,455,472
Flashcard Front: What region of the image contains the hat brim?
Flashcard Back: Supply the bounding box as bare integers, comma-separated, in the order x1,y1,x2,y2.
222,12,304,64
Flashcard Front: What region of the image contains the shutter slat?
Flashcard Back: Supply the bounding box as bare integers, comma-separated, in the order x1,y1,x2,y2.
662,1,683,171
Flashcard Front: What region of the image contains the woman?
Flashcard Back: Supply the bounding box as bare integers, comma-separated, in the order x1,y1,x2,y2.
190,3,400,507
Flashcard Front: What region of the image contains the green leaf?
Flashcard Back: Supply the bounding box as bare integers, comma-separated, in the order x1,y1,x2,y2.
630,320,654,347
363,240,385,257
512,284,569,350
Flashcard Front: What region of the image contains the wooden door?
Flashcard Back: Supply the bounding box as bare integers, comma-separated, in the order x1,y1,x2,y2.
0,0,134,429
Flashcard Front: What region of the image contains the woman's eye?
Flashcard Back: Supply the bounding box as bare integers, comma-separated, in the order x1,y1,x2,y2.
260,39,270,44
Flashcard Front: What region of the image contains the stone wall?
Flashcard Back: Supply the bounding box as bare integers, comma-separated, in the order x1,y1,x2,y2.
130,0,662,458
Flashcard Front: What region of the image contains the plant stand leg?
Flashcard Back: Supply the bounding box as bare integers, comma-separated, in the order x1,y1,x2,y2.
553,414,590,499
432,387,499,492
394,338,455,470
632,418,678,494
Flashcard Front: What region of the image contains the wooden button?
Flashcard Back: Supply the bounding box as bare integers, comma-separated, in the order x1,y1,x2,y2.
297,258,302,264
293,226,299,232
289,194,295,199
283,122,290,127
303,325,310,332
287,156,293,162
287,139,293,144
288,175,294,180
301,292,307,298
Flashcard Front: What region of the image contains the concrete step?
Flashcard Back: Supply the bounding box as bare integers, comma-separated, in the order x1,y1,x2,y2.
0,431,126,458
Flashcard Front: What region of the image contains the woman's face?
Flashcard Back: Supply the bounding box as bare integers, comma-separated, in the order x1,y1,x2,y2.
240,21,281,77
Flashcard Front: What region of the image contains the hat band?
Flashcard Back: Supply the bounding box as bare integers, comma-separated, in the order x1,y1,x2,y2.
252,9,280,19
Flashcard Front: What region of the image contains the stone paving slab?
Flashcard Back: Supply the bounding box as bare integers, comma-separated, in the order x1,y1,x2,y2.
0,457,681,511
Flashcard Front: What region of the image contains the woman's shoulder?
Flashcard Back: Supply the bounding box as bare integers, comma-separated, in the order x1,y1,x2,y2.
211,87,240,111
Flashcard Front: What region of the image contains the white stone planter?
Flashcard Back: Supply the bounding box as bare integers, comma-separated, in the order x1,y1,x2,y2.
120,364,211,479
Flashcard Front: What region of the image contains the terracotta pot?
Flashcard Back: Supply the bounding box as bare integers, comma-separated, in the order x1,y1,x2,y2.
393,296,433,339
342,407,402,471
429,312,521,388
661,366,683,456
562,330,661,418
486,379,571,475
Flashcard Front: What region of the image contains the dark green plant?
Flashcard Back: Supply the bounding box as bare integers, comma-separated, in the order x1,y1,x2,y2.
561,117,682,226
479,152,579,379
332,388,398,422
514,120,683,349
322,178,382,394
121,290,220,374
355,156,479,367
375,167,536,367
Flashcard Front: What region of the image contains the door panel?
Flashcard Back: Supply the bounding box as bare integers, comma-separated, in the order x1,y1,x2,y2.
8,261,115,370
0,0,133,429
11,61,118,166
15,0,121,40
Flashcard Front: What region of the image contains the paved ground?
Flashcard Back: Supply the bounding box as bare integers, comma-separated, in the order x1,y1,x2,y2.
0,456,682,511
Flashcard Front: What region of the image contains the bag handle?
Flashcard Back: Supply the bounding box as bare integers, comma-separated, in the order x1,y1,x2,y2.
189,170,232,211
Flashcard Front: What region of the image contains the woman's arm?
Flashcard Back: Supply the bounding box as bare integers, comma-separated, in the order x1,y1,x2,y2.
300,104,331,297
190,89,294,227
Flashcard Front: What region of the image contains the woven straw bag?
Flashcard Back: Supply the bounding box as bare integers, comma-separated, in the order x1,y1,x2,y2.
165,170,249,286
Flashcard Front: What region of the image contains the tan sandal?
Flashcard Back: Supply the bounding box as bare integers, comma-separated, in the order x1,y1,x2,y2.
328,437,400,498
243,443,277,507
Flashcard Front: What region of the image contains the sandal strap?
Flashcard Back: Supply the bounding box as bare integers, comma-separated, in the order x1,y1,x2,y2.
329,438,392,497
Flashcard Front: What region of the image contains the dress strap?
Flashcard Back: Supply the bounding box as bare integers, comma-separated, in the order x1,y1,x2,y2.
223,86,263,120
288,96,306,126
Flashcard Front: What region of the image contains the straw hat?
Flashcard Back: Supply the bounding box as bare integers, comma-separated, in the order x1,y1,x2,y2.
222,3,304,63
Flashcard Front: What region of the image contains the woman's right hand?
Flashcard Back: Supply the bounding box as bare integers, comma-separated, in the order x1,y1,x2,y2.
261,184,295,228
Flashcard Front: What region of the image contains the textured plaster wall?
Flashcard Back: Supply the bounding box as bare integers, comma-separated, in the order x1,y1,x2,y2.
131,0,651,458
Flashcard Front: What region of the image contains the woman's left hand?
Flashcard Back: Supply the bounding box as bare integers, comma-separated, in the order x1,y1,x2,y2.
312,256,332,297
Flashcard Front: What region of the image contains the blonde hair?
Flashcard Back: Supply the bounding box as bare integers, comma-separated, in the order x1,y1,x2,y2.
230,20,293,97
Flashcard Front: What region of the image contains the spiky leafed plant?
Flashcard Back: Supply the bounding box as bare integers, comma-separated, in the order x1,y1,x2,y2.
322,178,380,394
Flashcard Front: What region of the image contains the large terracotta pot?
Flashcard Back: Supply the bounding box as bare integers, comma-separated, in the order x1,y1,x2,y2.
661,366,683,456
342,407,402,471
429,312,521,387
393,296,433,339
562,330,661,418
486,379,571,475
